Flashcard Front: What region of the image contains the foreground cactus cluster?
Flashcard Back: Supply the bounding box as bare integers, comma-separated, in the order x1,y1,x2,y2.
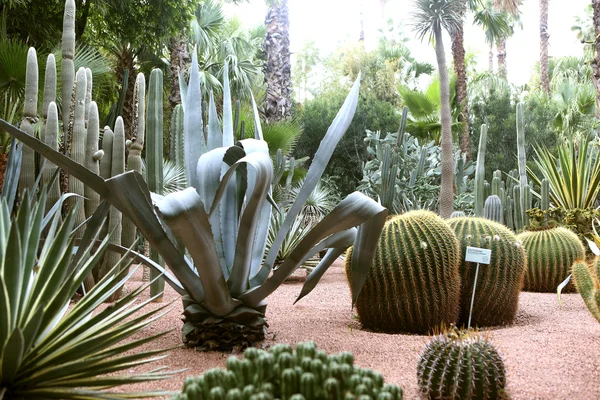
417,327,507,400
174,342,403,400
572,258,600,323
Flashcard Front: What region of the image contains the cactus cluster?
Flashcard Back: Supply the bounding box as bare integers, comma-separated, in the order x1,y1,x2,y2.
345,210,461,334
448,217,526,327
483,195,503,223
174,342,403,400
417,327,507,400
572,258,600,324
517,227,585,293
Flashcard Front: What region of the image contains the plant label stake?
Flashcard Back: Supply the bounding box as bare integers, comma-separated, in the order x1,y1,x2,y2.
465,246,492,329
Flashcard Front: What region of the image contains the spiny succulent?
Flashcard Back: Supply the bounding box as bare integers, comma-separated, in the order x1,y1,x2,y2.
174,341,403,400
346,210,461,334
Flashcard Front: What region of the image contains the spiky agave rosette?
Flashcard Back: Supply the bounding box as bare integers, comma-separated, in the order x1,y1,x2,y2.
417,326,507,400
180,294,268,351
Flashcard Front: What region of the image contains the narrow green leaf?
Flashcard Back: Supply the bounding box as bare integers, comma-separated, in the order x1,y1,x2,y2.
1,138,23,213
1,328,24,382
3,221,22,323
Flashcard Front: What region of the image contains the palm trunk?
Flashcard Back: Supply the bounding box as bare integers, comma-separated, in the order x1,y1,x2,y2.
359,0,365,43
264,0,292,122
169,36,190,110
451,21,471,161
489,44,494,72
497,38,507,79
434,25,454,218
591,0,600,122
115,46,137,139
539,0,550,94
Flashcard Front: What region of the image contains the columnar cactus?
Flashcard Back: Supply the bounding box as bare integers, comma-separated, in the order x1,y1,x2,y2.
69,67,88,237
345,210,461,334
19,47,38,193
417,327,507,400
41,54,60,210
174,342,403,400
483,195,503,224
541,178,550,210
122,73,145,251
474,124,487,217
84,101,102,219
146,68,165,299
448,217,526,327
513,185,523,232
517,227,585,293
170,104,184,170
61,0,75,131
572,258,600,324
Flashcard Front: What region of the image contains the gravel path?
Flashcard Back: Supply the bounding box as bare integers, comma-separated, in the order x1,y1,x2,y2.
116,261,600,399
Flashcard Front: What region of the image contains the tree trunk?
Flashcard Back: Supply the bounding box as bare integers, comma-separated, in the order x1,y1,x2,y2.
359,1,365,43
591,0,600,123
435,26,455,218
494,0,508,79
489,44,494,72
451,21,471,161
264,0,292,122
169,36,190,110
115,46,137,139
539,0,550,94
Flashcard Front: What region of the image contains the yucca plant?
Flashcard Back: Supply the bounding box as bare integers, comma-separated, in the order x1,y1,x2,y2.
530,139,600,210
0,40,388,352
0,156,176,398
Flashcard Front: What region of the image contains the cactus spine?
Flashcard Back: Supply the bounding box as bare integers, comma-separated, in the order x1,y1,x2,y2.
345,210,461,334
572,259,600,324
174,342,403,400
19,47,38,194
69,67,88,237
417,328,506,400
483,195,503,224
448,217,526,327
147,68,164,299
61,0,75,131
41,54,61,209
517,227,585,293
474,124,487,217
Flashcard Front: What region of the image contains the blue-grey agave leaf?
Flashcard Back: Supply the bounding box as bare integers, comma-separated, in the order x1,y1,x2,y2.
295,247,348,304
184,46,205,190
208,151,273,296
178,68,188,112
237,139,272,280
207,91,222,151
155,187,239,317
241,190,386,307
250,92,263,140
258,75,361,284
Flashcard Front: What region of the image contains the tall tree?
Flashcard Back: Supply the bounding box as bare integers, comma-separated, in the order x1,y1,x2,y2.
452,0,510,160
413,0,464,218
264,0,292,122
539,0,550,94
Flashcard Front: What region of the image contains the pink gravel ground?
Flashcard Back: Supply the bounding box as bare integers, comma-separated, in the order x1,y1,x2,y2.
116,261,600,399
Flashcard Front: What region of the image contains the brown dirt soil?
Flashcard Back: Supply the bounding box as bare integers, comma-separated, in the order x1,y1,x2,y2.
114,260,600,399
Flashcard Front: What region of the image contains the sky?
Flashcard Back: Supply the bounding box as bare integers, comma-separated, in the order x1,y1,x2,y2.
224,0,590,86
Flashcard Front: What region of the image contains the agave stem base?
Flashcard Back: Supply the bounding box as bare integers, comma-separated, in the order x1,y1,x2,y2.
182,316,269,352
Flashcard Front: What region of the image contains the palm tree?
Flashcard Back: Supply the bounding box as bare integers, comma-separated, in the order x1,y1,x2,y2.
539,0,550,94
452,0,511,161
413,0,464,218
491,0,520,78
264,0,292,122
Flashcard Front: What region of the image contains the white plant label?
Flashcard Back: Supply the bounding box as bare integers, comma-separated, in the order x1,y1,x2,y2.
465,246,491,265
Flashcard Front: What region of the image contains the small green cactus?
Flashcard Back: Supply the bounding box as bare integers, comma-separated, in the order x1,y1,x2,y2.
483,195,503,224
450,211,466,219
417,327,507,400
345,210,461,334
448,217,526,327
518,227,585,293
572,258,600,324
174,342,402,400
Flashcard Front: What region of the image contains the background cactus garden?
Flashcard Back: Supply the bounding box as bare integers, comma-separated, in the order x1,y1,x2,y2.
2,0,600,399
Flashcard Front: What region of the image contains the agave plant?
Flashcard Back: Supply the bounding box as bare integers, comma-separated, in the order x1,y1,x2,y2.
0,153,176,398
0,46,387,351
530,139,600,210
